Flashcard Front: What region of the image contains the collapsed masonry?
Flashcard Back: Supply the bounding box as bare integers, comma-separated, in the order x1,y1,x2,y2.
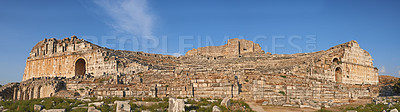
0,36,379,108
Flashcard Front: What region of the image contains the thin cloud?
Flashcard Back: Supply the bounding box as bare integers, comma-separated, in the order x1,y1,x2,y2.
94,0,155,39
398,70,400,76
172,53,182,57
379,66,386,74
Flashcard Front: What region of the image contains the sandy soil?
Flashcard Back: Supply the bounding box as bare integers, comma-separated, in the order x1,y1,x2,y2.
247,99,371,112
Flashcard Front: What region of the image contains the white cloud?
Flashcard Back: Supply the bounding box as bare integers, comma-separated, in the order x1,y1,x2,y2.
94,0,155,39
172,53,182,57
398,70,400,76
379,66,386,74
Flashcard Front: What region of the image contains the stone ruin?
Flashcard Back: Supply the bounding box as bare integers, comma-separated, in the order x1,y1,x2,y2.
0,36,379,108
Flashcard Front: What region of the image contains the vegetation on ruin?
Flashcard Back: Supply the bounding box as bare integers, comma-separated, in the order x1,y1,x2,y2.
316,101,400,112
184,98,254,112
0,97,85,112
279,91,286,95
393,80,400,93
0,97,254,112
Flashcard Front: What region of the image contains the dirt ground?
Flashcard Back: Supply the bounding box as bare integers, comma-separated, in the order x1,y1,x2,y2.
323,99,372,112
247,99,371,112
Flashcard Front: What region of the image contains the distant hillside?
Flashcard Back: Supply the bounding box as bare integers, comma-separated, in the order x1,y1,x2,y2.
379,75,400,85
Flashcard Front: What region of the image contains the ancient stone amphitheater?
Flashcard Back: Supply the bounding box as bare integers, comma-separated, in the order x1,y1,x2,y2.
0,36,379,108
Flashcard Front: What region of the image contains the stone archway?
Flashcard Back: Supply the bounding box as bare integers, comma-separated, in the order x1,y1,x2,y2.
75,58,86,76
333,58,339,64
335,67,342,83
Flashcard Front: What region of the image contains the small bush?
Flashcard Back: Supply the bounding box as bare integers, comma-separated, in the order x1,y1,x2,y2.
280,75,287,78
0,97,85,112
97,105,112,112
393,80,400,93
279,91,286,95
71,108,87,112
317,109,333,112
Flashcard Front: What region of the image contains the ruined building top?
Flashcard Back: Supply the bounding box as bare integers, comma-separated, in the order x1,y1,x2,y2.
185,38,265,58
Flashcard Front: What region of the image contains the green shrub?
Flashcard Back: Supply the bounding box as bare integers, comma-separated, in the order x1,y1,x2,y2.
393,81,400,93
102,97,125,104
0,97,85,112
280,75,287,78
279,91,286,95
97,105,112,112
317,109,333,112
71,108,87,112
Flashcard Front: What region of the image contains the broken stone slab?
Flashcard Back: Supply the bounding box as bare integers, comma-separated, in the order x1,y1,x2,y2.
282,104,292,107
299,105,311,108
200,105,211,108
88,102,104,107
262,101,268,106
40,109,66,112
207,100,218,103
77,104,86,107
71,107,88,110
114,101,131,112
312,106,322,110
221,97,231,107
34,104,44,111
168,98,185,112
212,106,221,112
346,110,357,112
88,106,101,112
131,101,160,107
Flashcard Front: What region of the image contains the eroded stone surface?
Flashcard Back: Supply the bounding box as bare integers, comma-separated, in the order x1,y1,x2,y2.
88,106,101,112
115,101,130,112
168,98,185,112
34,104,44,111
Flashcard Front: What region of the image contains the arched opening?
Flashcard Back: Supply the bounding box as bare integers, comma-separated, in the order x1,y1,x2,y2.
335,67,342,83
75,59,86,76
333,58,339,64
30,88,34,100
37,86,41,99
19,90,23,100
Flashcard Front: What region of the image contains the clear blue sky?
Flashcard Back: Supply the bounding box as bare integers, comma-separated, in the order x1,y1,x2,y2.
0,0,399,84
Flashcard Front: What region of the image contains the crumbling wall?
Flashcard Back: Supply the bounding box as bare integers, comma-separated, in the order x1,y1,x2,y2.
14,78,65,100
23,36,119,80
186,38,264,58
340,40,378,84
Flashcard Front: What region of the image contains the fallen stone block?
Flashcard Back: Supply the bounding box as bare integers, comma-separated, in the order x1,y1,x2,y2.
168,98,185,112
34,104,44,111
212,106,221,112
114,101,130,112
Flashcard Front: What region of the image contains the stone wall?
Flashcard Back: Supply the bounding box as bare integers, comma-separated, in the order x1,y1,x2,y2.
23,36,176,81
23,36,118,80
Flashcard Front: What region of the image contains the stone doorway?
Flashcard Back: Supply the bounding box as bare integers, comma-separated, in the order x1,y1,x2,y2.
75,58,86,76
335,67,342,83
